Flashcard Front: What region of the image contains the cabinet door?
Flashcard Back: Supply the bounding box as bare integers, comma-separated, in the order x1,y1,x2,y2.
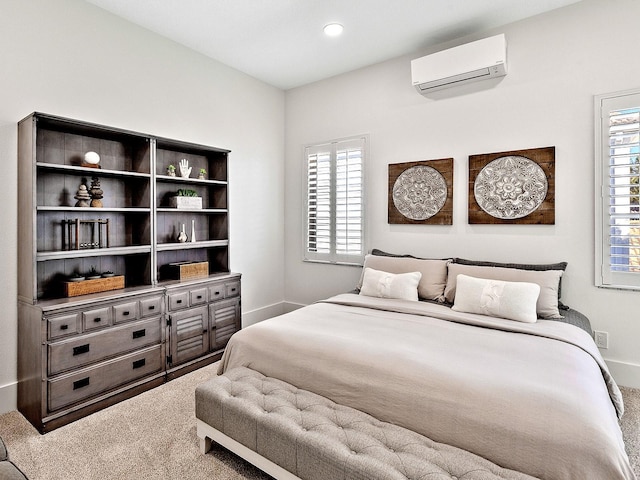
168,306,209,367
209,297,240,351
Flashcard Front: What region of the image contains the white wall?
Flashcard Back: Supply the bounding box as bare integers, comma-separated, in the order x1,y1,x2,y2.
0,0,285,413
284,0,640,387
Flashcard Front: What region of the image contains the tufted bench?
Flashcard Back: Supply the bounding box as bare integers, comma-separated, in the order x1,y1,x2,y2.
195,367,537,480
0,437,28,480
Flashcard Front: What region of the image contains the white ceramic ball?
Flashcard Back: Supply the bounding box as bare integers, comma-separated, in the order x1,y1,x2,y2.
84,151,100,164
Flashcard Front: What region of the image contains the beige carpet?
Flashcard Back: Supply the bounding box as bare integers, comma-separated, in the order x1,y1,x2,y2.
0,363,639,480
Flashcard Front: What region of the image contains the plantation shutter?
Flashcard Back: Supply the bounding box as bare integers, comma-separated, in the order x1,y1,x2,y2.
597,91,640,288
305,136,366,264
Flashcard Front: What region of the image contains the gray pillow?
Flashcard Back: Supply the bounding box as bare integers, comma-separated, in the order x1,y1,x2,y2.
453,258,567,299
445,263,564,319
358,254,449,302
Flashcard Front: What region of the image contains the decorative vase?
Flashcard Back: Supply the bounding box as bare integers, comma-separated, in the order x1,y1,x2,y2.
191,219,196,243
177,224,187,243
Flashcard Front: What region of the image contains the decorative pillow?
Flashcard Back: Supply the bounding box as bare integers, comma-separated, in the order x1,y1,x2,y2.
453,258,567,299
445,263,563,318
451,274,540,323
359,268,421,301
357,254,449,302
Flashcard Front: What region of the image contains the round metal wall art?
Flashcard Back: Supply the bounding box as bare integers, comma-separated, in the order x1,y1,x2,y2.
473,155,548,219
392,165,448,220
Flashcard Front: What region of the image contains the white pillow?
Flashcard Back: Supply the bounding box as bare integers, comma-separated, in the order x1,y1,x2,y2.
451,274,540,323
359,267,421,301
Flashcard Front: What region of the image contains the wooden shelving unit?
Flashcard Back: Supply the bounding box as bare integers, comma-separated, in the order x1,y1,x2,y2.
17,112,241,432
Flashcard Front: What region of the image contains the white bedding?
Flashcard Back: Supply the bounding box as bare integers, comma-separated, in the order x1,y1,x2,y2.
218,293,635,480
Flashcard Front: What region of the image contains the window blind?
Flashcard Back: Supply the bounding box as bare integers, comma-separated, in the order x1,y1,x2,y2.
596,91,640,288
305,137,366,264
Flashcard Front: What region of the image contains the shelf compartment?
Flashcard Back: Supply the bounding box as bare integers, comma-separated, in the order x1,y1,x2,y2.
156,183,227,210
36,252,152,301
37,210,151,253
156,211,228,245
37,170,150,209
155,139,229,182
35,114,150,175
157,246,229,281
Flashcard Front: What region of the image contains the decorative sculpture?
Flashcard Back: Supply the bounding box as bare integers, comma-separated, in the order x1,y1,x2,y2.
89,177,104,208
74,184,91,207
179,158,192,178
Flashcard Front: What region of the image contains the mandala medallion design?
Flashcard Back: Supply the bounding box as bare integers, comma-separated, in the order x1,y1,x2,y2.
392,165,447,220
474,155,548,219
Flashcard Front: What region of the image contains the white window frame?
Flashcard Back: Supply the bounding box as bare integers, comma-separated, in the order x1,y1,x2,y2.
303,135,367,266
595,88,640,290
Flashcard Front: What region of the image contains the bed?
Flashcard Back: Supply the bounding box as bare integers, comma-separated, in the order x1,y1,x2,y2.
213,253,636,480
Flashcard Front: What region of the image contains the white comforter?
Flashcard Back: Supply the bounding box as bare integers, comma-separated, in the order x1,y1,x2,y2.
218,294,635,480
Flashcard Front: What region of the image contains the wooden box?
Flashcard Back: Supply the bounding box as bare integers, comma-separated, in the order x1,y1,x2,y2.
168,261,209,280
64,276,125,297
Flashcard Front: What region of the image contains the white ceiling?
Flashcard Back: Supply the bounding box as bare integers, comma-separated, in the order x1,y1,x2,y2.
85,0,581,90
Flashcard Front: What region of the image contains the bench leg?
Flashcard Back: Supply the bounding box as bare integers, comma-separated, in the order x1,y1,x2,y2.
200,435,212,454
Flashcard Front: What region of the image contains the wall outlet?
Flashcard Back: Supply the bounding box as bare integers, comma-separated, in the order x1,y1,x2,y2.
594,330,609,349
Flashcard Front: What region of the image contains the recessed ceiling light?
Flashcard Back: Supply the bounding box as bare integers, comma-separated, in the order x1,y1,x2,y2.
323,23,344,37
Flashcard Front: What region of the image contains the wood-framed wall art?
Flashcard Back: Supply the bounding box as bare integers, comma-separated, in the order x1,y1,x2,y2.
388,158,453,225
468,146,555,224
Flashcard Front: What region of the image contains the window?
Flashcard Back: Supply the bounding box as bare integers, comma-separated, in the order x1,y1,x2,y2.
304,135,367,265
595,89,640,289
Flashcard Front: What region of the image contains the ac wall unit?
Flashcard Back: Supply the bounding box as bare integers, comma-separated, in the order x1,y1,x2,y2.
411,34,507,94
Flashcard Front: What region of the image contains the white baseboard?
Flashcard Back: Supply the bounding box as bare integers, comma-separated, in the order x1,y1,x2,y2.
283,301,305,314
0,381,17,415
242,302,306,327
605,359,640,389
242,302,286,327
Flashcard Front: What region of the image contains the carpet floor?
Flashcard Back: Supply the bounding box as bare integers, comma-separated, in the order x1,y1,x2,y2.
0,363,639,480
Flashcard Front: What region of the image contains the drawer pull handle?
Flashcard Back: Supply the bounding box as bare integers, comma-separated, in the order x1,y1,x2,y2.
73,377,90,390
132,359,146,369
60,324,68,330
231,288,237,292
148,305,155,310
197,295,203,299
94,317,102,323
211,325,217,330
73,344,90,356
123,311,130,316
132,329,146,339
176,299,183,304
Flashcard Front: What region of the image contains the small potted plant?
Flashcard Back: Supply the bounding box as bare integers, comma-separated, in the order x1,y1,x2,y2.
166,164,176,177
102,270,115,278
87,266,101,280
169,188,202,209
198,168,207,180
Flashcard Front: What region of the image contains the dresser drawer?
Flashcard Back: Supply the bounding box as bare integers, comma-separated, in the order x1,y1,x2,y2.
168,291,189,311
209,284,225,301
48,317,162,375
82,306,112,332
225,281,240,298
190,287,208,306
47,313,80,340
139,296,162,318
113,301,139,324
48,345,163,412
